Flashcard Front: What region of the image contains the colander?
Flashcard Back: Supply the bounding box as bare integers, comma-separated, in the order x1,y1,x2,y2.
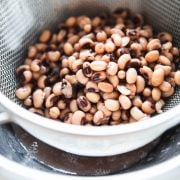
0,0,180,157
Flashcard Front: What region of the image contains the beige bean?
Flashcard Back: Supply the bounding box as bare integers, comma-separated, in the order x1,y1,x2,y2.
130,107,146,121
159,81,171,92
139,37,147,50
105,40,116,53
154,64,172,76
57,99,66,110
121,36,130,47
71,59,83,72
158,55,171,66
97,102,112,117
119,95,132,110
155,99,165,113
67,35,79,45
65,75,78,84
118,54,131,70
53,82,62,96
85,113,93,122
91,71,106,82
107,75,119,88
126,83,136,97
33,89,45,108
132,96,142,108
152,88,161,101
86,81,99,93
106,62,118,76
30,59,41,72
49,107,60,119
141,101,155,114
162,42,172,50
126,68,137,84
145,50,159,63
24,96,32,107
111,34,122,47
70,100,78,113
151,68,164,86
140,66,153,81
61,79,73,98
47,51,60,62
105,99,120,111
76,69,89,85
147,39,161,51
64,42,74,55
16,84,32,100
117,85,131,95
162,87,174,97
39,30,51,43
59,68,69,77
96,31,107,42
44,87,51,99
77,96,91,112
86,92,100,103
174,71,180,85
71,111,85,125
65,16,76,27
28,46,37,58
93,110,104,125
136,75,145,93
118,70,126,79
45,94,58,108
143,88,151,97
90,61,107,71
98,82,113,93
79,37,94,48
102,92,119,100
95,43,105,54
90,105,97,114
112,111,121,121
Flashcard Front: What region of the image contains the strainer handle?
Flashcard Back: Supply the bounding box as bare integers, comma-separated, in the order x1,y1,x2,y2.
0,112,10,124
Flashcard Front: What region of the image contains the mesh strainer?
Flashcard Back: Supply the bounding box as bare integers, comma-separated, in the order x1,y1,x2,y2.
0,0,180,157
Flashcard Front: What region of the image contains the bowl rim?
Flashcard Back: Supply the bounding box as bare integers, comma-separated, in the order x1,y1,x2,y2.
0,153,180,179
0,92,180,136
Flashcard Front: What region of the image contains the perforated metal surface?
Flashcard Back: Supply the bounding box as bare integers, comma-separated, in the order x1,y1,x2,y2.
0,0,180,110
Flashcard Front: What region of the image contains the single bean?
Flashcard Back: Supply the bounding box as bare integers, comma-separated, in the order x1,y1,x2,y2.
93,110,104,125
77,96,91,112
112,110,121,121
85,113,93,122
49,107,60,119
53,82,62,96
65,16,76,27
76,69,89,85
158,32,172,42
141,101,155,114
147,39,161,51
152,88,161,101
57,100,66,110
136,75,145,93
159,81,171,92
145,50,159,63
142,87,151,97
98,82,113,93
64,42,74,55
47,51,60,62
28,46,37,58
154,64,171,76
90,61,107,71
106,62,118,76
151,68,164,86
155,99,165,113
16,84,32,100
105,99,120,111
24,96,32,107
95,43,105,54
132,96,142,108
70,99,78,113
71,110,85,125
118,54,131,70
33,89,45,108
162,87,174,97
105,39,116,53
86,92,100,103
97,102,112,116
126,68,137,84
86,81,99,93
111,34,122,47
158,55,171,66
119,95,132,110
174,71,180,85
117,85,131,95
83,62,93,77
29,108,44,116
121,36,130,47
130,107,146,121
96,31,107,42
118,70,126,79
39,30,51,43
107,75,119,87
91,71,106,82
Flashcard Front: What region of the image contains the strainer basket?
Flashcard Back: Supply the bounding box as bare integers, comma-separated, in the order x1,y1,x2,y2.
0,0,180,157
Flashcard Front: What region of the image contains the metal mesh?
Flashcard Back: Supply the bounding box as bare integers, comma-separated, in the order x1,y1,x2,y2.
0,0,180,110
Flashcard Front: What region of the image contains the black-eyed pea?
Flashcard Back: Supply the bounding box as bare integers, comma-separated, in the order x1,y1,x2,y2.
141,101,155,114
119,95,132,110
86,81,99,93
152,88,161,101
111,34,122,47
159,81,171,92
64,113,73,124
65,16,76,27
147,39,161,51
83,62,93,78
85,113,93,122
29,108,44,116
107,75,119,87
60,108,70,120
145,50,159,63
76,69,89,85
155,99,165,113
72,110,85,125
158,32,172,42
61,79,73,98
117,85,131,95
112,110,121,121
90,61,107,71
171,47,179,56
136,75,145,93
98,82,113,93
142,87,151,97
133,96,142,108
118,54,131,70
79,37,94,49
86,92,100,103
106,62,118,76
77,96,91,112
126,68,137,84
49,107,60,119
91,71,106,82
90,105,97,114
61,58,69,68
96,31,107,42
64,42,74,55
57,99,66,110
47,51,60,62
162,87,174,97
16,84,32,100
93,110,104,125
162,51,173,61
154,64,172,76
65,75,78,84
121,110,129,121
121,36,130,47
130,107,146,121
105,99,120,111
45,93,59,108
162,42,172,50
30,59,41,72
95,43,105,54
139,37,147,50
39,30,51,43
105,39,115,53
140,66,153,81
102,92,119,100
33,89,45,108
151,68,165,87
101,54,110,63
59,68,69,77
28,46,37,58
174,71,180,85
118,70,126,79
126,83,136,97
158,55,171,66
67,35,79,45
